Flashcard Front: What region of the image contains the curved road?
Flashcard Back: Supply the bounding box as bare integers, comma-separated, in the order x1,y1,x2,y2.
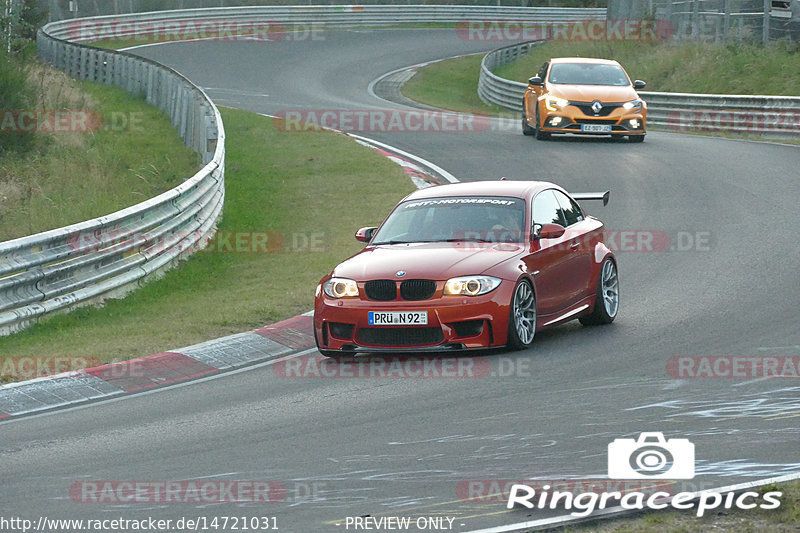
2,29,800,532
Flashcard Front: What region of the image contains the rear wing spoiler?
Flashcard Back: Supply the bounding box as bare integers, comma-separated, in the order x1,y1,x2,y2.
571,190,610,206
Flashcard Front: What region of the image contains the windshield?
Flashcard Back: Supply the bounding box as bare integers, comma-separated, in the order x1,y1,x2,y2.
549,62,630,86
371,196,527,245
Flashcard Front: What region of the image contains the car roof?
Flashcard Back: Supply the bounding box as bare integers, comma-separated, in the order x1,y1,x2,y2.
402,180,564,201
549,57,621,66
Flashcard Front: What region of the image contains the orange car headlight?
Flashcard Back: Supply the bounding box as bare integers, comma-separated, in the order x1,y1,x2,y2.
545,96,569,112
622,99,643,111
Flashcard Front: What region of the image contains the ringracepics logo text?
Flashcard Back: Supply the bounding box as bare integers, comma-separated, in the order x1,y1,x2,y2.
506,432,782,517
506,482,781,517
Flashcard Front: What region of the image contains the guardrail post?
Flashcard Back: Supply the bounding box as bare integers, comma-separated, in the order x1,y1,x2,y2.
723,0,730,43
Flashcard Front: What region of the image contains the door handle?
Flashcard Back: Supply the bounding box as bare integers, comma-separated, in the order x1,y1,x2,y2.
570,241,580,250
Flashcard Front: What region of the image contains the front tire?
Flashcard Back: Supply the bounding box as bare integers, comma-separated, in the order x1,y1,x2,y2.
507,279,536,350
628,134,645,143
580,258,619,325
522,99,535,135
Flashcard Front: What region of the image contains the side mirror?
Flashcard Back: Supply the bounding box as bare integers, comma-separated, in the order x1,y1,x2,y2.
528,76,543,86
355,226,377,243
532,223,565,240
633,80,646,90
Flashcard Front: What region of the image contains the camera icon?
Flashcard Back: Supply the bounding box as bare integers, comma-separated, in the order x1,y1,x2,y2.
608,432,695,479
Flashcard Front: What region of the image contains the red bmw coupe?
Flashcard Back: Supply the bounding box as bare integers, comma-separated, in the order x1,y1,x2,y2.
314,180,618,358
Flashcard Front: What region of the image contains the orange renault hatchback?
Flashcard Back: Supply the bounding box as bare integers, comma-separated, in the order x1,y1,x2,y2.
522,57,647,142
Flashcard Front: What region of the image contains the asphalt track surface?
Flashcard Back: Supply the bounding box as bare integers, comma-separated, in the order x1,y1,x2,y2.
2,29,800,532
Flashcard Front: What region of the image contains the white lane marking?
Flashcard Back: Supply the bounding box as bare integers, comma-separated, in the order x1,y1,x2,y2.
204,87,270,98
118,34,278,51
346,133,459,184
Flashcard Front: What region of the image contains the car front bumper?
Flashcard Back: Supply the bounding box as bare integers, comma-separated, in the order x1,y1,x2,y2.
313,281,516,353
536,104,646,136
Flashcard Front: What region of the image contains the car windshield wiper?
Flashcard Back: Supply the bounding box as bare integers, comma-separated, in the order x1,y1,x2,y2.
433,237,493,243
372,239,415,245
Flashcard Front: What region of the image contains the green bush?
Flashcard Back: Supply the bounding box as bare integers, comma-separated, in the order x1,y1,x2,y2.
0,48,35,155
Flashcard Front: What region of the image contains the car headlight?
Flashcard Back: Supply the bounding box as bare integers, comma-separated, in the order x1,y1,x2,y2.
323,278,359,298
443,276,502,296
545,95,569,111
622,99,643,111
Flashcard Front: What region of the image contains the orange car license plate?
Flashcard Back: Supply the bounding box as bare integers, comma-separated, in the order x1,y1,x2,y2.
581,124,612,133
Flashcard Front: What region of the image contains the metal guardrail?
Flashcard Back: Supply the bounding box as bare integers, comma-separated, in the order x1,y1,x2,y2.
478,40,542,111
50,6,606,39
477,40,800,139
0,20,225,336
1,6,605,336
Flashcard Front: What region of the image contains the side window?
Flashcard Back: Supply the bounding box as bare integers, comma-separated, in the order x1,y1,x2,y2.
532,190,566,227
554,191,584,226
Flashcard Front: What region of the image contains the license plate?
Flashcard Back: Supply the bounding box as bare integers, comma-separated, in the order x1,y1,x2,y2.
368,311,428,326
581,124,612,133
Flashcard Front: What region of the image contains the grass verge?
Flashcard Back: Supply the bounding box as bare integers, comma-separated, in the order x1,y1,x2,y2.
404,42,800,114
0,107,413,373
401,41,800,143
0,61,199,241
402,53,505,116
493,41,800,95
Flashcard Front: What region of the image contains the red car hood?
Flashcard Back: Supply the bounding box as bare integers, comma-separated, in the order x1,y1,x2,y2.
550,84,638,103
332,242,525,281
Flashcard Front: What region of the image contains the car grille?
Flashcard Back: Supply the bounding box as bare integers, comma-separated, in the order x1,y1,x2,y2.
364,279,437,301
572,103,622,117
364,280,397,301
400,279,437,301
357,327,444,347
574,119,618,125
